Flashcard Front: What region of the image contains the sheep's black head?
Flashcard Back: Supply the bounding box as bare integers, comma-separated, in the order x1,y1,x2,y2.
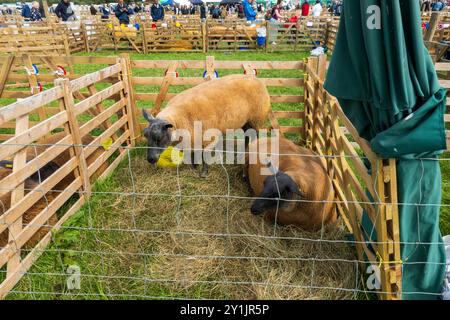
250,167,301,216
142,109,173,164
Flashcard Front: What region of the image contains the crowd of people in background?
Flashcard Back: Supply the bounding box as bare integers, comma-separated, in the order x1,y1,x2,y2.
5,0,449,24
8,0,347,24
421,0,449,12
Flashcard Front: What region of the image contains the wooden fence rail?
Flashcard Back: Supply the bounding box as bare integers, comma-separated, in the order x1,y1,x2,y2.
4,12,450,55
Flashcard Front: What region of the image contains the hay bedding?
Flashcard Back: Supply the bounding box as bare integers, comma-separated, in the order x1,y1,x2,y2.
75,153,358,300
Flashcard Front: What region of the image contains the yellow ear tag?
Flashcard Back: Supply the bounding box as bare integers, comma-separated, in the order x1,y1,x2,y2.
156,146,184,168
101,137,113,151
175,22,181,27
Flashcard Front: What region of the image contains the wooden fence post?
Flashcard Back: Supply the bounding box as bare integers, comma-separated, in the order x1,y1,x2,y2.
310,55,327,151
0,56,14,98
62,33,71,56
81,21,90,53
265,21,269,53
22,55,47,126
142,25,147,54
425,11,441,42
316,54,327,80
153,61,178,115
301,60,308,143
374,159,402,300
119,53,141,142
304,57,317,148
54,78,91,199
202,22,207,53
6,115,28,277
204,55,216,80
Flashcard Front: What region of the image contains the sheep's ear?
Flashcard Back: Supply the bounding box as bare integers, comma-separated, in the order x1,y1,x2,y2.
286,180,300,196
163,123,173,130
142,109,155,123
284,177,303,197
266,161,279,175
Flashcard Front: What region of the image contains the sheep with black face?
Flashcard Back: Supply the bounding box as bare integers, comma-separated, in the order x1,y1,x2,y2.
244,137,337,232
142,74,271,177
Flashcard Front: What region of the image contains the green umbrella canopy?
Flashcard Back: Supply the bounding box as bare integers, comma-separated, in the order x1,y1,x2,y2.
324,0,446,299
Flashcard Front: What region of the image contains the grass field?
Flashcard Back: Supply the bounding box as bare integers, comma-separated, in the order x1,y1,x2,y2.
1,51,449,300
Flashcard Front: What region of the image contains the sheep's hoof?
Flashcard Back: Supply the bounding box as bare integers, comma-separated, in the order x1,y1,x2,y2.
199,164,208,178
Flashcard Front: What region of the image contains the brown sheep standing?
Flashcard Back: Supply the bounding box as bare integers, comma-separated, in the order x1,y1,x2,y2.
0,132,109,249
142,74,271,176
245,137,337,232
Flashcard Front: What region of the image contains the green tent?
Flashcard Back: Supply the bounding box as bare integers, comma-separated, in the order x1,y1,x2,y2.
324,0,446,299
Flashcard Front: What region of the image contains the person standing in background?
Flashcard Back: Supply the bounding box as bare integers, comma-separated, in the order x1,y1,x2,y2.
150,0,164,22
301,0,310,16
90,4,97,15
268,0,284,45
311,0,323,17
128,2,136,14
237,3,245,19
134,2,142,13
101,2,111,19
432,0,445,11
270,0,284,21
21,1,31,20
422,0,432,12
243,0,257,22
30,1,42,21
55,0,75,21
115,0,131,24
200,3,206,21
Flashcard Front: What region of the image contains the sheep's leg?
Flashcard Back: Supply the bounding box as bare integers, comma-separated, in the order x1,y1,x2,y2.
189,151,198,171
242,168,249,183
243,174,254,195
199,163,209,178
242,122,254,148
199,148,210,178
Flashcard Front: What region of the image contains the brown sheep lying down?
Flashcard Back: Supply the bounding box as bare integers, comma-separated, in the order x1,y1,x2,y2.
142,74,271,176
0,132,109,248
244,137,337,232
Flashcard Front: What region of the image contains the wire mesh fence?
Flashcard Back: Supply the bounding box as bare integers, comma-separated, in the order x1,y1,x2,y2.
0,55,448,300
0,143,448,300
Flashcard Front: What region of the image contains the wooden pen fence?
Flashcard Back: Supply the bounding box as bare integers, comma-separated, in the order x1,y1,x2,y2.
304,56,401,300
0,54,403,299
0,17,334,54
0,56,137,298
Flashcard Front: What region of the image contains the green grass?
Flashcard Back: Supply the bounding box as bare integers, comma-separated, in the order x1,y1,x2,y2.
1,50,449,300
